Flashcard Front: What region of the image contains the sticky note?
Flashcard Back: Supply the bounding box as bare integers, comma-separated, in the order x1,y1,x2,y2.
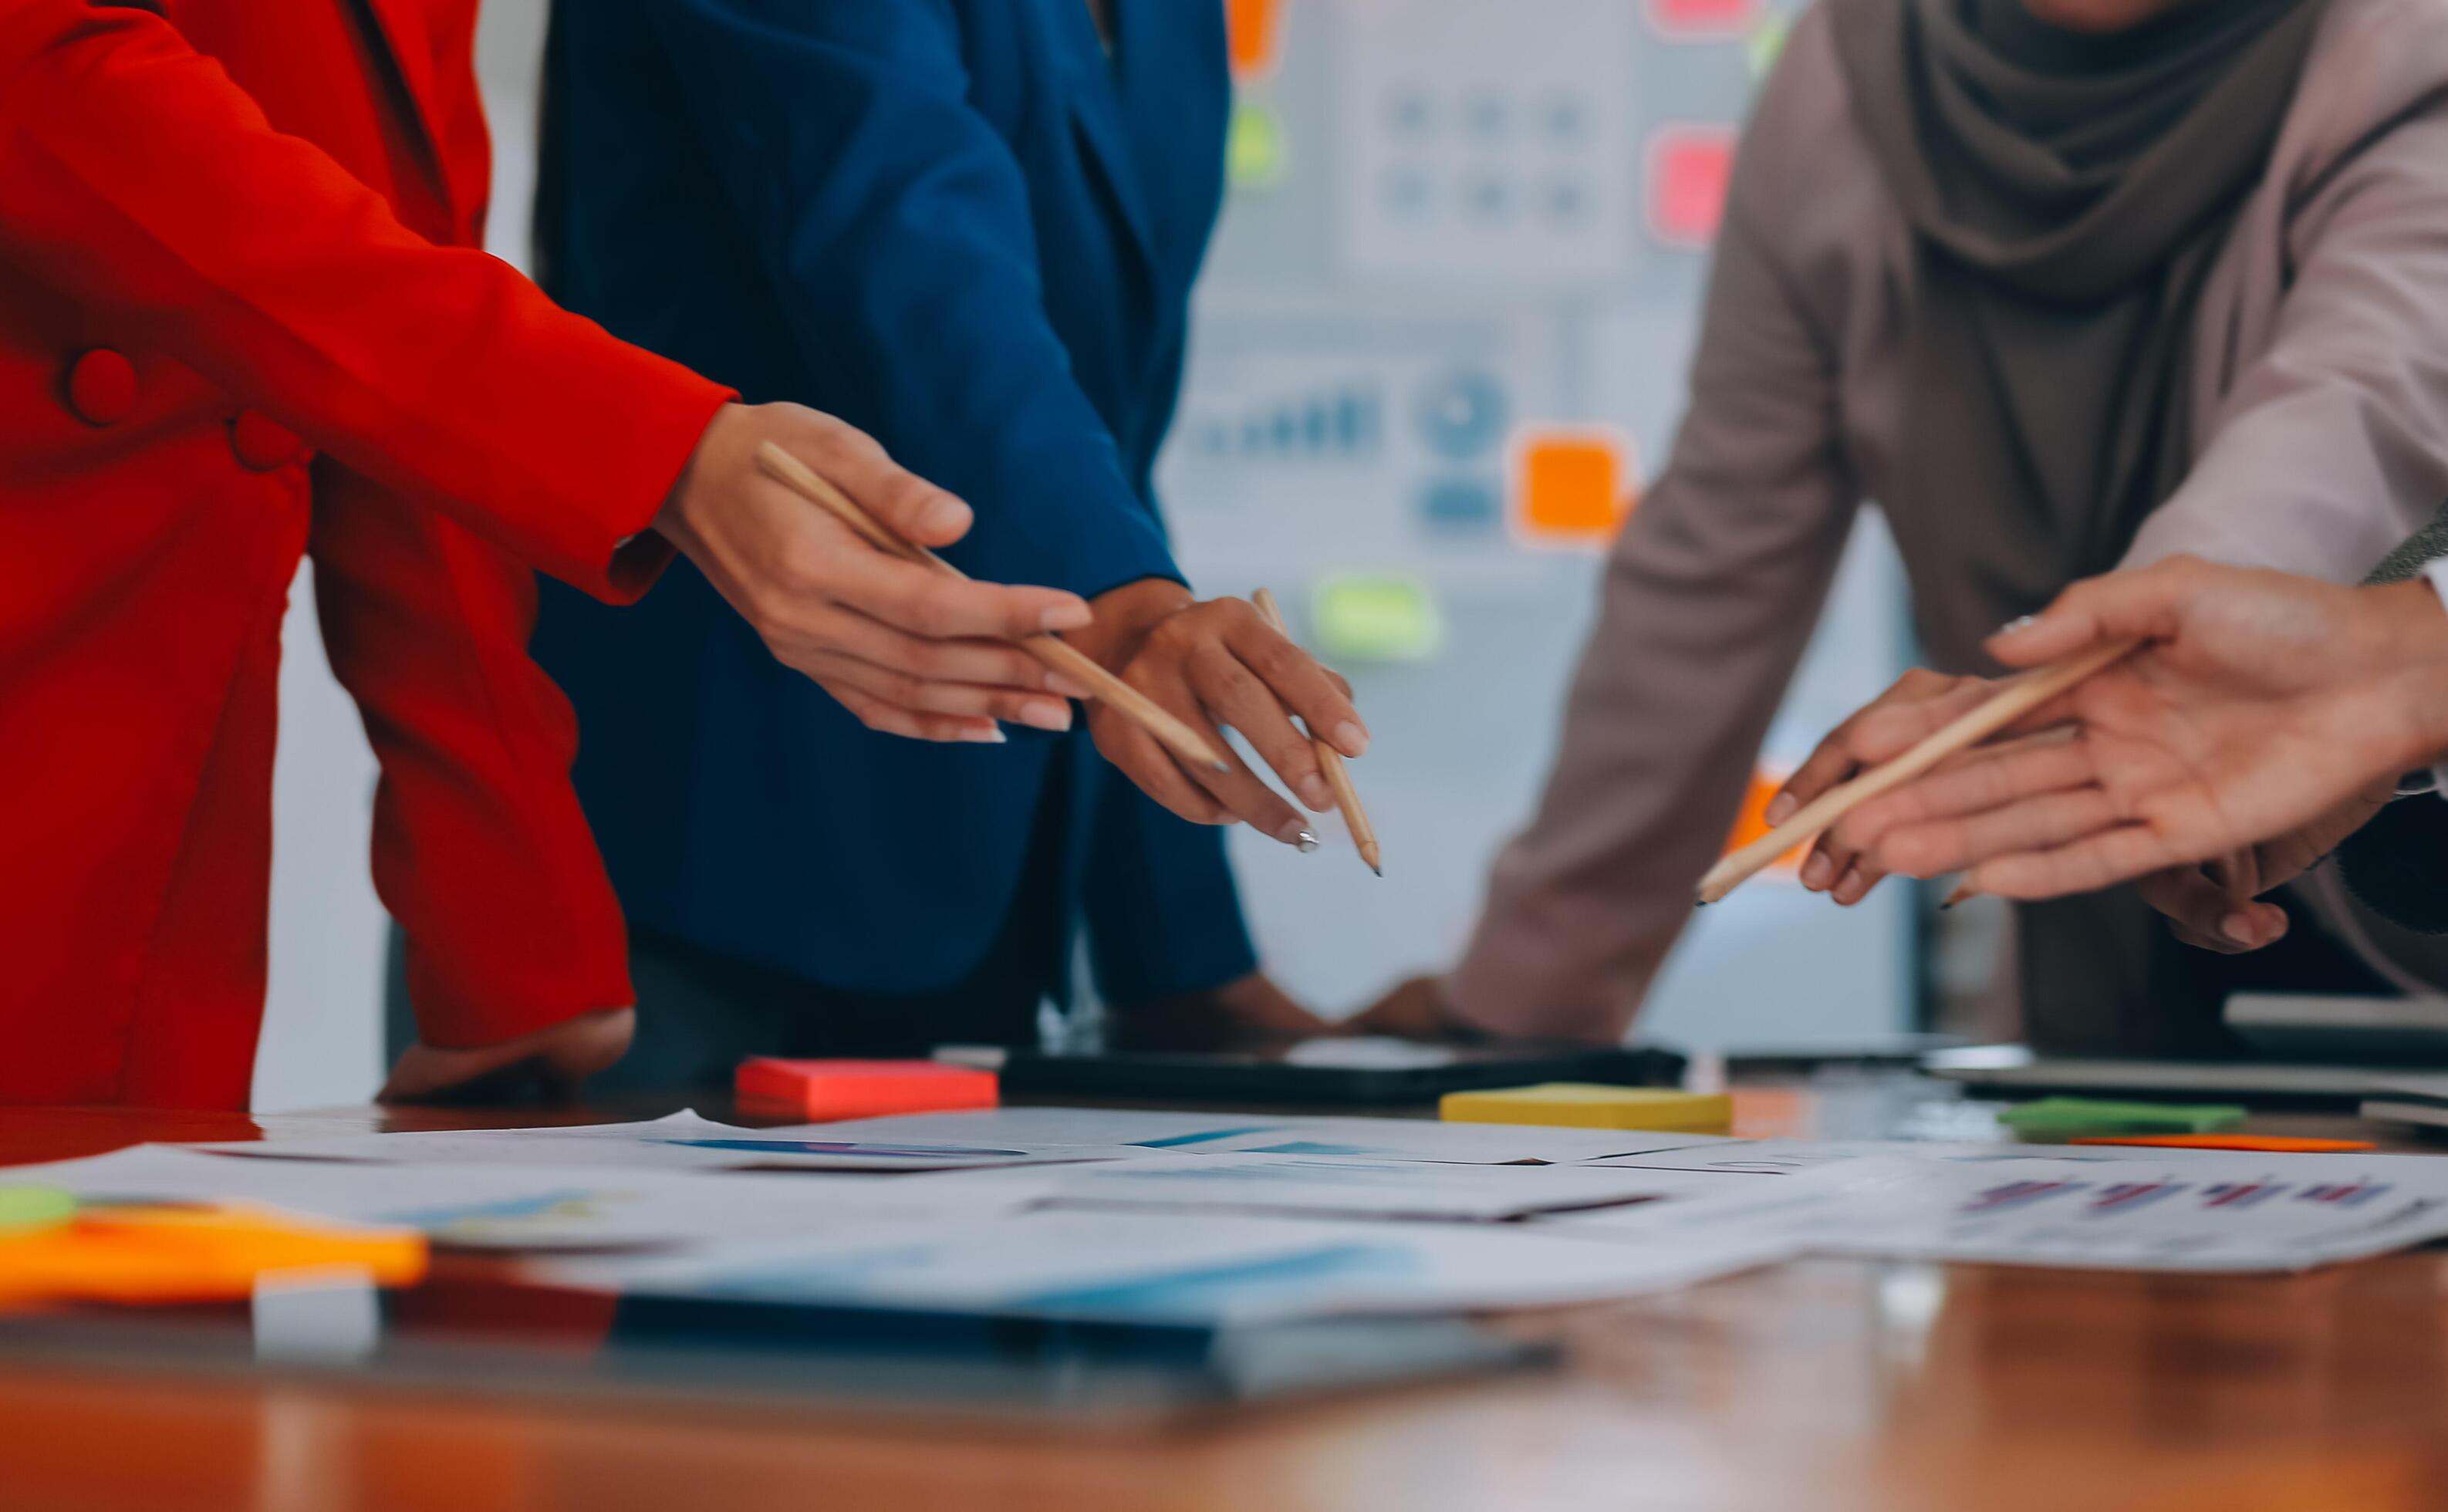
1745,15,1794,78
1225,0,1288,81
2068,1135,2375,1153
1644,126,1738,249
1998,1098,2247,1138
1442,1084,1734,1132
0,1186,75,1235
1227,103,1288,191
1720,768,1808,875
1646,0,1757,39
1511,427,1635,547
1312,573,1443,663
0,1206,425,1306
735,1058,999,1122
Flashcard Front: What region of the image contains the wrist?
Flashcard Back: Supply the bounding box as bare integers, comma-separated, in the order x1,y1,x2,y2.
1073,577,1194,671
2369,577,2448,768
652,403,741,552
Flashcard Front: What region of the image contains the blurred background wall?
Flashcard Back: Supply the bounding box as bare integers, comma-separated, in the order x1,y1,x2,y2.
251,0,1922,1111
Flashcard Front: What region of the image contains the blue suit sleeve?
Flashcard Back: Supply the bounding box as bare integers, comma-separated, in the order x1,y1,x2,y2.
640,0,1180,599
1083,778,1260,1008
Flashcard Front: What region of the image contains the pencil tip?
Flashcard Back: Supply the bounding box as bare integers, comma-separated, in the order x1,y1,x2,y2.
1211,760,1233,775
1692,896,1710,909
1369,863,1383,878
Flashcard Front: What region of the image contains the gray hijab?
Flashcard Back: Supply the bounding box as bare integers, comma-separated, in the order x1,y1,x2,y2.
1833,0,2328,665
1835,0,2336,1055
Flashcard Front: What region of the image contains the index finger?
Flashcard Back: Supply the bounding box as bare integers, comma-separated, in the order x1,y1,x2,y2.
1224,609,1368,759
809,546,1093,643
1842,734,2099,872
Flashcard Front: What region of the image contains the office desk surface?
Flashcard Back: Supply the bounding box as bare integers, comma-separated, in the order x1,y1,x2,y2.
5,1091,2448,1512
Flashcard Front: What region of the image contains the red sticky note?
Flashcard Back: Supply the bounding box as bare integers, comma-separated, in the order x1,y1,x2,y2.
1645,0,1757,40
734,1059,999,1122
1645,126,1738,249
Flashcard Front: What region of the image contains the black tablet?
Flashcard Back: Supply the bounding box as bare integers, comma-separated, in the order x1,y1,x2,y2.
994,1038,1687,1106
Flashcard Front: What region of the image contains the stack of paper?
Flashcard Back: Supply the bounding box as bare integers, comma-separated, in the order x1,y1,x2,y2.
9,1109,2447,1331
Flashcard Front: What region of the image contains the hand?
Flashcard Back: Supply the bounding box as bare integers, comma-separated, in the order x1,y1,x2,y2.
1342,975,1491,1043
1768,668,2010,909
1832,558,2448,933
380,1007,636,1105
653,403,1095,742
1109,972,1332,1051
2125,790,2391,953
1067,579,1369,847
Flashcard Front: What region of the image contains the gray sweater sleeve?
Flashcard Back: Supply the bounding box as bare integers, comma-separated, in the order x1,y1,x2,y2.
2335,501,2448,933
2366,501,2448,586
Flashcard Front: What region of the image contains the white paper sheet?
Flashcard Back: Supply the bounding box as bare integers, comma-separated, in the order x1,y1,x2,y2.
812,1107,1730,1165
962,1150,1718,1221
191,1112,1122,1173
17,1144,1051,1252
1552,1150,2448,1274
541,1207,1795,1325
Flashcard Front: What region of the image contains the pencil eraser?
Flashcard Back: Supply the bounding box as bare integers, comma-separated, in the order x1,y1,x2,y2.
1440,1084,1733,1132
734,1058,999,1122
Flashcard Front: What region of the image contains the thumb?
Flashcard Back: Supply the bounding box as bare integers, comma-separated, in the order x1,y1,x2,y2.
1987,561,2197,669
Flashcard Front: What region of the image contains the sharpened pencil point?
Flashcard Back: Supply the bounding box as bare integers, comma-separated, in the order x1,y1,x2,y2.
1369,864,1383,878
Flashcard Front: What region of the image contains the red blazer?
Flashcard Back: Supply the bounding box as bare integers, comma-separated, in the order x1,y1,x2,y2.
0,0,731,1108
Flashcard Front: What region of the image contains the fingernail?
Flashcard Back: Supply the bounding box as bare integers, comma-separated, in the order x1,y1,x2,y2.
1278,821,1319,851
1333,722,1370,758
2220,913,2256,947
1995,614,2040,637
964,726,1008,744
1045,673,1092,699
1764,793,1797,825
1299,775,1333,810
1017,701,1072,732
1834,865,1865,904
917,495,971,538
1041,602,1093,633
1801,852,1835,890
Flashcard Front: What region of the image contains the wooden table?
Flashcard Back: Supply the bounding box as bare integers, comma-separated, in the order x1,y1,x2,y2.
6,1089,2448,1512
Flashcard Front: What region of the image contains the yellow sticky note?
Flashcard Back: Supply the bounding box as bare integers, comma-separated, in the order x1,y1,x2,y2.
1441,1084,1733,1132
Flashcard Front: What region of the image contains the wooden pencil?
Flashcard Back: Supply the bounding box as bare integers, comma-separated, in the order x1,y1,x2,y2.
755,442,1230,773
1252,587,1381,876
1696,638,2140,906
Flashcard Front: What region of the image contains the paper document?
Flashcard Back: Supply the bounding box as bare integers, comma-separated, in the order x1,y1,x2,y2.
11,1145,1051,1253
976,1151,1716,1221
814,1107,1728,1165
192,1112,1118,1173
542,1207,1794,1325
1553,1151,2448,1274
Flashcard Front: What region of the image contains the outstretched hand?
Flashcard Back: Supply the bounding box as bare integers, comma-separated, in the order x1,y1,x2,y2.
1822,558,2448,945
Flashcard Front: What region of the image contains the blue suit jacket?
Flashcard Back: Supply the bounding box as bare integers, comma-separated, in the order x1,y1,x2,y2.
530,0,1254,1004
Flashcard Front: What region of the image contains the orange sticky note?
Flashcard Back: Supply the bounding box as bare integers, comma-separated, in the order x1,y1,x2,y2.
1720,768,1808,873
2067,1135,2378,1153
1225,0,1288,80
1511,428,1634,546
735,1058,999,1122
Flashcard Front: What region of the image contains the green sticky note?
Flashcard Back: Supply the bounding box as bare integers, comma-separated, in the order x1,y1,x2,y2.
1227,101,1288,191
1745,15,1791,79
1312,574,1443,663
1997,1098,2247,1136
0,1186,76,1235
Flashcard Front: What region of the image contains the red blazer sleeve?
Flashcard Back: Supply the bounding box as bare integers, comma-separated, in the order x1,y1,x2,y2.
0,0,732,599
310,464,633,1048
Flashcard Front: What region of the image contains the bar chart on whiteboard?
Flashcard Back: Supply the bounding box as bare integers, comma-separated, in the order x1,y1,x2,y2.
1154,0,1915,1047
